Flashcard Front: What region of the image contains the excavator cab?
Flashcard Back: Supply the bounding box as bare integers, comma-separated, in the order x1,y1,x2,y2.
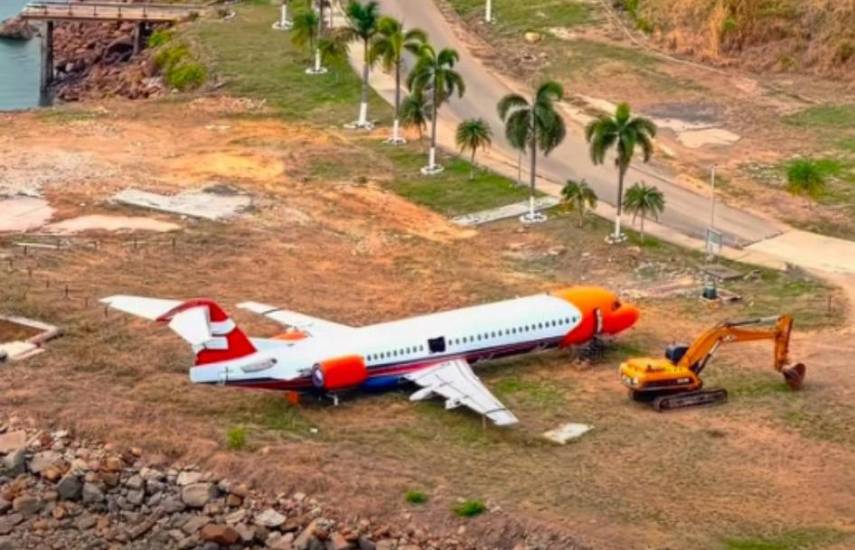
620,314,806,411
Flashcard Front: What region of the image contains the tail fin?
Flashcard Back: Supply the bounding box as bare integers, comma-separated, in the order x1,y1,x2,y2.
102,296,256,366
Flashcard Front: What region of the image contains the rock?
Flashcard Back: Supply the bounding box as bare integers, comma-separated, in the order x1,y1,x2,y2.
1,449,26,476
125,474,144,490
225,508,247,525
176,471,202,486
182,515,211,534
329,532,351,550
294,519,321,549
0,536,14,550
102,456,124,472
0,16,36,40
177,534,199,550
181,483,215,508
12,494,42,516
128,516,158,540
235,523,255,543
126,489,144,506
162,496,187,513
357,537,376,550
255,508,286,529
200,523,240,545
0,431,26,453
82,482,104,504
29,450,63,475
0,514,23,536
76,513,97,530
0,499,9,514
524,31,542,43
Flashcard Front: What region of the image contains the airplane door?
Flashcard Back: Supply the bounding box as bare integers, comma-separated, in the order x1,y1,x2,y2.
427,336,446,354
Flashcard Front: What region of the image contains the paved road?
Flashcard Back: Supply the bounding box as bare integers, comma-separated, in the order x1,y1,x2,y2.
372,0,780,247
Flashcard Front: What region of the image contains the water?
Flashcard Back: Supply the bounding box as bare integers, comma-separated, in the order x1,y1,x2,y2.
0,0,41,111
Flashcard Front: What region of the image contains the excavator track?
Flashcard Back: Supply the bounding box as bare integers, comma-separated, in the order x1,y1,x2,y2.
652,388,728,412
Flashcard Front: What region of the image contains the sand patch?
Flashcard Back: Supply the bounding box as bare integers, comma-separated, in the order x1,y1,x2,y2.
44,215,180,234
0,197,55,233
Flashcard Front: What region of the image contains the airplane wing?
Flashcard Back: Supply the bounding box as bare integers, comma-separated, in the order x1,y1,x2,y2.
405,359,519,426
237,302,355,337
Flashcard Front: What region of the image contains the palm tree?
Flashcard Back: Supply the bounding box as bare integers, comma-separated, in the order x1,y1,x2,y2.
624,182,665,243
339,0,381,129
400,90,429,140
561,179,598,228
498,81,566,223
586,102,656,242
291,8,327,74
370,17,427,144
456,118,492,180
407,44,466,175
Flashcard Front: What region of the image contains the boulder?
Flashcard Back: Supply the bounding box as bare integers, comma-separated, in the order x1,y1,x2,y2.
181,483,216,508
82,482,104,504
254,508,286,529
12,494,42,516
56,473,83,501
199,523,240,545
176,471,202,486
0,17,35,40
29,451,64,475
181,515,211,535
0,514,23,536
0,431,26,453
1,449,26,476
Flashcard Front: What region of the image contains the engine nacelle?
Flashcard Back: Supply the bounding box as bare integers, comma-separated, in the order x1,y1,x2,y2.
311,355,367,391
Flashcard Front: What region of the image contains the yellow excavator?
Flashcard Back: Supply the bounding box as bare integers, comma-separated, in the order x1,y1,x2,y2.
620,315,807,411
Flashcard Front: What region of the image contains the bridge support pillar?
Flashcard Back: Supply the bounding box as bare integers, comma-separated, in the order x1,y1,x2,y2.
133,22,145,55
40,20,55,97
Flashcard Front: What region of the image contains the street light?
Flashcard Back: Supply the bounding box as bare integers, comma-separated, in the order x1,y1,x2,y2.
485,0,493,23
709,164,716,229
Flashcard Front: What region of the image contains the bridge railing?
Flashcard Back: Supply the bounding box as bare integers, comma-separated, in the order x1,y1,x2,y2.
22,1,204,22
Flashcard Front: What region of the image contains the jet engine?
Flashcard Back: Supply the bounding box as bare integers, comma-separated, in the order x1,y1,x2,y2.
311,355,368,391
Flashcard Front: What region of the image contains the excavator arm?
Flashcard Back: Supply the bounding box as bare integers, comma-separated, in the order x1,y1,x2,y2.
676,315,804,389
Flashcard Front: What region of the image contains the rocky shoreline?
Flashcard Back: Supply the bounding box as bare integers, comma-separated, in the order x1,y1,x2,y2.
0,421,490,550
51,21,165,102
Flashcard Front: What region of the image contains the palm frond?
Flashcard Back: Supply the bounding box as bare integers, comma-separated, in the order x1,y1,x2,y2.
497,94,528,120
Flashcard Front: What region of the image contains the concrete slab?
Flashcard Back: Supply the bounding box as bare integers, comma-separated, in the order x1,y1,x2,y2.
0,197,55,233
0,341,38,361
44,215,180,234
747,230,855,275
112,188,252,221
543,423,593,444
452,197,560,227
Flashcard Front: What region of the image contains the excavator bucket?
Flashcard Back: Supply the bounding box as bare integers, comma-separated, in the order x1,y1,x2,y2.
782,363,806,391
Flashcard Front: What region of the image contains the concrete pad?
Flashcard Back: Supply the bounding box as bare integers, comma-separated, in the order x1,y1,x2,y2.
677,128,741,148
452,197,560,226
0,197,54,233
0,341,38,361
543,423,592,444
112,188,252,221
747,230,855,275
44,215,180,234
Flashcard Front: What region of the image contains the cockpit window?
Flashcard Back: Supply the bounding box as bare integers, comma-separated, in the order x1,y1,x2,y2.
613,300,622,311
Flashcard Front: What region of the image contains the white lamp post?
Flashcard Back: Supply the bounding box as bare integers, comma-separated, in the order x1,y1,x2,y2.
272,0,293,30
485,0,493,23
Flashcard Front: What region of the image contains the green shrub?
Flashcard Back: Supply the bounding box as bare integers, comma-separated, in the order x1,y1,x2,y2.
226,426,247,450
148,28,174,49
166,61,207,91
404,490,428,504
452,499,486,518
786,159,832,199
154,43,189,71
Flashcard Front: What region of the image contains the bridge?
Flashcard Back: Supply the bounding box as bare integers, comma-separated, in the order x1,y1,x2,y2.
18,2,207,97
20,2,204,23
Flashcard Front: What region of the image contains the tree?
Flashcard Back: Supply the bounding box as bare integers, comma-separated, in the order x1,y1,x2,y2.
291,8,327,74
786,159,827,202
400,90,430,140
585,102,656,242
623,182,665,243
455,118,492,180
339,0,381,129
561,179,598,228
407,44,465,175
370,16,427,144
498,81,566,223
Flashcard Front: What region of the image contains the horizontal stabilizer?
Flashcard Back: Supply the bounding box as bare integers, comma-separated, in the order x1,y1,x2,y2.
101,295,182,321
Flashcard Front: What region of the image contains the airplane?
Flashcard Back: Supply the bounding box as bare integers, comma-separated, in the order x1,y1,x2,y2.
101,286,639,426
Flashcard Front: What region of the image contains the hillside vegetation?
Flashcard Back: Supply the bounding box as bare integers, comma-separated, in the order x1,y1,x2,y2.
622,0,855,79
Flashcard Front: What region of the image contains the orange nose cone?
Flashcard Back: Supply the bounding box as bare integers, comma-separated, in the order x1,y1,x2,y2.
603,305,640,335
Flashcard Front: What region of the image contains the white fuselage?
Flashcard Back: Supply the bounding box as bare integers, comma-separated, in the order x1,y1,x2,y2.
192,294,583,389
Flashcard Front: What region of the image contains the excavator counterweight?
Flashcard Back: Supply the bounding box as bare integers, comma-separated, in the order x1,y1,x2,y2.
620,314,806,411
